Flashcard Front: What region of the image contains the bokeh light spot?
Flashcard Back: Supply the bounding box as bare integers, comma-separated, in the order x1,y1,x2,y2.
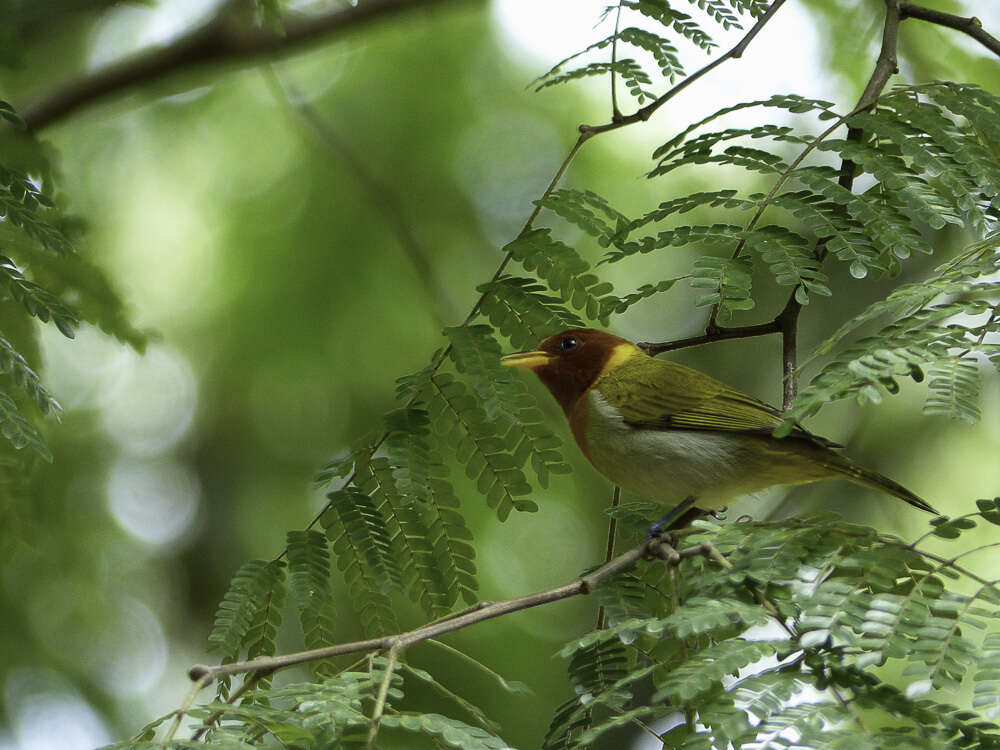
107,457,201,546
93,598,168,696
100,346,198,457
3,669,110,750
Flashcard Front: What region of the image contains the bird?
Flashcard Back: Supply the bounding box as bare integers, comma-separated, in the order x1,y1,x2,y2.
501,328,937,529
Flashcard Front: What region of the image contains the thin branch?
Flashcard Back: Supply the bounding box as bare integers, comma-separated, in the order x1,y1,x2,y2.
596,485,622,632
578,0,788,137
21,0,471,132
263,67,458,324
367,644,401,749
639,318,781,355
610,1,625,121
900,2,1000,58
191,535,725,683
162,672,213,742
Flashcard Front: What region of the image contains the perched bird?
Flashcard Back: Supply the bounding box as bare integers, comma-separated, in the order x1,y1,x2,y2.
501,328,936,528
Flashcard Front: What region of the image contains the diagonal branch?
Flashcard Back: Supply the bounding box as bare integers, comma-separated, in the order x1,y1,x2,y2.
190,535,728,683
20,0,472,132
900,2,1000,57
263,68,459,324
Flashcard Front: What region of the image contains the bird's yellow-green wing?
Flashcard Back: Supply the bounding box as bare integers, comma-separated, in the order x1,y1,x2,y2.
595,354,835,446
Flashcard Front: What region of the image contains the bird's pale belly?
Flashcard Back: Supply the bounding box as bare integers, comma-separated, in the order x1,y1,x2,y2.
579,390,832,508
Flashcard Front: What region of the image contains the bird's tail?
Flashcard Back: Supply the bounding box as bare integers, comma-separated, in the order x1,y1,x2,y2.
831,457,938,514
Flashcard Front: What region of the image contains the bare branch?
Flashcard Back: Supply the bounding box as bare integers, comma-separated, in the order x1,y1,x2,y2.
900,2,1000,58
21,0,471,132
190,535,724,683
639,319,781,356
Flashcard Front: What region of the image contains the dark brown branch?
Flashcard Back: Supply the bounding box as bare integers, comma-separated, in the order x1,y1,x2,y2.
900,2,1000,58
20,0,469,132
649,1,905,408
639,319,781,356
578,0,788,137
191,536,701,682
773,0,902,407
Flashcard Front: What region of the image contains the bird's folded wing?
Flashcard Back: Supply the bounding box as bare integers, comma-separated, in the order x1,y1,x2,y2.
598,357,838,447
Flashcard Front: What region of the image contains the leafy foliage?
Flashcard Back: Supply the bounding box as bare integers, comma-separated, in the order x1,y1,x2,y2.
477,276,586,350
503,229,614,324
286,530,338,675
780,233,1000,431
60,2,1000,749
0,101,142,465
543,510,1000,748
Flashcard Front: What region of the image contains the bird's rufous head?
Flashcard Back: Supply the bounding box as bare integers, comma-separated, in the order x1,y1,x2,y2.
500,328,639,414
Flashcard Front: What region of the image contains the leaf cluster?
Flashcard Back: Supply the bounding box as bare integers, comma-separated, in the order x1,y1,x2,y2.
0,101,146,466
531,0,768,104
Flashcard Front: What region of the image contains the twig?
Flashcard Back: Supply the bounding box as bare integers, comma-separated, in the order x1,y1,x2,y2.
639,318,781,355
162,671,213,741
900,2,1000,58
21,0,472,131
610,1,625,121
595,485,621,632
578,0,788,137
262,67,458,324
191,536,657,682
367,643,402,748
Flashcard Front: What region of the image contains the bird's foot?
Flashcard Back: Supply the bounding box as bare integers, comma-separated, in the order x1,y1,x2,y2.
645,496,699,542
708,506,727,521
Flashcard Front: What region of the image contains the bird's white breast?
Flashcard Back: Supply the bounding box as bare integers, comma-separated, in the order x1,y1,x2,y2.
580,389,806,508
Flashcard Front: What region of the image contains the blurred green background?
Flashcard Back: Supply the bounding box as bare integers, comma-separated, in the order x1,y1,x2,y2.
1,1,999,747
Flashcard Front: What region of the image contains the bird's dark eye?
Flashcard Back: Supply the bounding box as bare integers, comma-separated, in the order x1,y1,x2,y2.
560,336,580,352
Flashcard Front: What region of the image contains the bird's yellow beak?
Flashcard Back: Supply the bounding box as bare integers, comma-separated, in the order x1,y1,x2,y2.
500,350,552,371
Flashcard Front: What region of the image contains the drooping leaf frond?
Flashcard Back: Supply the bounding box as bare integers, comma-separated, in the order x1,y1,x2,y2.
537,189,629,249
0,333,61,416
503,229,614,324
357,456,455,617
0,255,77,337
426,373,536,521
321,487,399,636
445,324,570,487
0,387,51,460
207,559,287,696
286,530,338,674
0,162,75,255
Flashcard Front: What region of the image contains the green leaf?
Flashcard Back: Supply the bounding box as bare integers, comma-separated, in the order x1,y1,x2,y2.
321,487,400,635
427,373,535,520
208,559,287,692
0,388,51,460
445,324,570,487
0,256,77,337
503,229,614,323
690,255,754,322
477,276,586,350
380,713,514,749
286,530,338,676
